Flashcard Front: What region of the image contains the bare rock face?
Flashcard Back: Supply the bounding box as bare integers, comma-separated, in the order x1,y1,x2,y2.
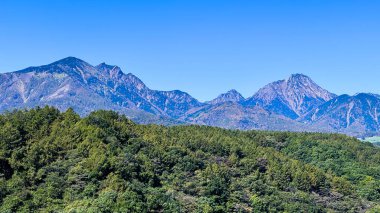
245,74,336,119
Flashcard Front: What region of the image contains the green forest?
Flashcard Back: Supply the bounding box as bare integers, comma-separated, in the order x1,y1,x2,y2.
1,107,380,212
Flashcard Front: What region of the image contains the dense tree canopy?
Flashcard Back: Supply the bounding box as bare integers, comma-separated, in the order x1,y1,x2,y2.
0,107,380,212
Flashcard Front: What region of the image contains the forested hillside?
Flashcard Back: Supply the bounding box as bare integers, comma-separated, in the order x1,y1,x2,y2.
0,107,380,212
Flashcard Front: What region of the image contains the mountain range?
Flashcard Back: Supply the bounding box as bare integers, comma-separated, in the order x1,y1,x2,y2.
1,56,379,137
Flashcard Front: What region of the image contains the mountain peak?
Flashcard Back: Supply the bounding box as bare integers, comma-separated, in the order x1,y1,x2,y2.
2,57,380,137
52,56,88,66
14,56,94,75
226,89,240,94
287,73,314,84
354,92,378,97
209,89,245,104
248,74,336,119
351,93,380,102
285,74,333,98
289,73,310,79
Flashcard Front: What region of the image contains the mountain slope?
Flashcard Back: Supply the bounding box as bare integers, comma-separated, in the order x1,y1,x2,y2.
246,74,336,119
302,93,380,136
0,57,201,122
0,57,113,115
184,102,318,132
93,63,203,118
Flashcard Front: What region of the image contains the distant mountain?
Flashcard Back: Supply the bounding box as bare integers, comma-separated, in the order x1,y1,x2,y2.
0,57,112,115
1,57,380,137
246,74,336,119
0,57,196,124
302,93,380,137
208,89,245,104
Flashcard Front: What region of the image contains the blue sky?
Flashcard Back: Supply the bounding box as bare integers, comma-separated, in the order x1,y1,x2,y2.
1,0,380,101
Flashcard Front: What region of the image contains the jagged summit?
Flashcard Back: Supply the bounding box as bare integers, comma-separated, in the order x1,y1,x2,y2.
96,62,116,69
95,62,124,79
246,73,336,119
288,73,310,80
226,89,243,95
286,74,328,94
96,62,123,72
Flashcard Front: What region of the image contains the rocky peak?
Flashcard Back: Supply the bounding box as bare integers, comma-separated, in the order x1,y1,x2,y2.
96,63,123,79
210,89,245,104
285,74,334,100
96,62,114,70
287,73,311,82
247,74,336,119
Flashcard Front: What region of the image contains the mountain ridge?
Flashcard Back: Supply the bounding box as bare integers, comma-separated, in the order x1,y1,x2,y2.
0,57,378,137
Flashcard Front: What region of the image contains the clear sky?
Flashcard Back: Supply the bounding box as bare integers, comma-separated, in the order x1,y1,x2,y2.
1,0,380,101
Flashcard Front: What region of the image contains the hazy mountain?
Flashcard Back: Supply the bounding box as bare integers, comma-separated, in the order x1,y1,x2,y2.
302,93,380,137
246,74,336,119
1,57,380,137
